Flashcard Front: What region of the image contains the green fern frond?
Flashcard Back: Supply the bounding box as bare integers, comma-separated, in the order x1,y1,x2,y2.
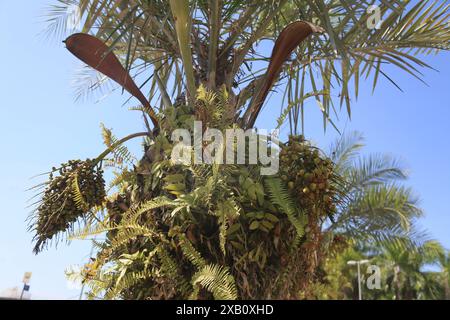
158,246,191,295
191,264,238,300
105,270,152,300
265,177,305,240
111,222,156,251
123,196,177,222
200,173,221,205
71,173,88,211
65,264,84,288
100,123,135,166
196,83,218,104
100,123,113,148
68,222,110,241
188,285,200,300
109,169,136,189
129,105,156,119
80,267,115,300
216,201,236,255
218,196,241,219
178,234,206,268
276,91,329,129
157,246,179,278
219,215,228,256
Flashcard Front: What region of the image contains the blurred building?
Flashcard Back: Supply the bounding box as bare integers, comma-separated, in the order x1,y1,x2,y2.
0,287,31,300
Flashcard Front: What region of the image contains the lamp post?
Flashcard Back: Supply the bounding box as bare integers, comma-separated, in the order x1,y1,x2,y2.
347,259,369,300
20,272,32,300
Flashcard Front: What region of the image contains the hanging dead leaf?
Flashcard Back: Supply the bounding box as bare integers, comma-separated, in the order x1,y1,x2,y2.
64,33,158,127
243,21,324,128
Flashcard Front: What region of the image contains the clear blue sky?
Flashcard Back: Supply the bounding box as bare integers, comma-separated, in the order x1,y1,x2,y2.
0,1,449,299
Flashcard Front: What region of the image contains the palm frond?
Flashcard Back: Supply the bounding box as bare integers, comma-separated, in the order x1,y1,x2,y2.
329,131,365,174
348,154,408,189
46,0,449,131
333,184,423,242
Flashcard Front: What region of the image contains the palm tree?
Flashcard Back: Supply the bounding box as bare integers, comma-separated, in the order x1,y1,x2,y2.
300,132,442,300
438,251,450,299
31,1,450,299
325,131,423,244
378,239,444,299
318,239,445,300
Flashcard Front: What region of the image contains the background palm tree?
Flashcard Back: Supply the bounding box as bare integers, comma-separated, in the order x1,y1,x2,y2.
308,132,447,300
379,239,444,299
317,239,446,299
325,131,422,244
438,251,450,299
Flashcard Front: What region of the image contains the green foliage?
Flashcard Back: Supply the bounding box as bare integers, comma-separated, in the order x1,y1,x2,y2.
100,124,135,166
33,121,449,300
36,0,450,300
191,264,238,300
53,129,342,299
71,173,88,211
326,132,424,247
316,239,448,300
307,132,450,300
178,235,207,269
265,177,306,242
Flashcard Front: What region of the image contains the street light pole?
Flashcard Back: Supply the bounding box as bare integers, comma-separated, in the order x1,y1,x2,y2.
347,260,369,300
356,262,362,300
20,272,32,300
19,286,25,300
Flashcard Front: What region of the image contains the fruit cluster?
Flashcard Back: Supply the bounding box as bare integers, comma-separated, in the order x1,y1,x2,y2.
33,159,106,252
279,135,337,216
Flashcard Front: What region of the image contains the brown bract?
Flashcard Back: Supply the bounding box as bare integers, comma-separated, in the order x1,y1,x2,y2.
64,33,158,127
244,21,324,128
